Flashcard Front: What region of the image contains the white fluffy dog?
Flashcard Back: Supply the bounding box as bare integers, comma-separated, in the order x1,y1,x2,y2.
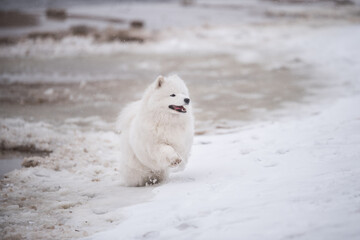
116,75,194,187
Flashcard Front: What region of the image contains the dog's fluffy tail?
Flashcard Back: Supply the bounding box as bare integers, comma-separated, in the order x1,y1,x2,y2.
115,100,141,134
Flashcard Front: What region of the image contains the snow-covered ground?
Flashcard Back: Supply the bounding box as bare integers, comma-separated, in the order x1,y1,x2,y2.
1,1,360,239
89,94,360,240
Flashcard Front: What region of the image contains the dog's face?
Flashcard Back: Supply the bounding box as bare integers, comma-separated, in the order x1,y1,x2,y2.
146,75,191,115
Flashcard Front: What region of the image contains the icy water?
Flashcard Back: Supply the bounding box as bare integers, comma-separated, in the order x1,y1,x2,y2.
0,52,308,131
0,154,22,177
0,151,49,177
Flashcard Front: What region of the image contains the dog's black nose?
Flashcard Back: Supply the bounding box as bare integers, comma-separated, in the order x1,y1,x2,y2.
184,98,190,104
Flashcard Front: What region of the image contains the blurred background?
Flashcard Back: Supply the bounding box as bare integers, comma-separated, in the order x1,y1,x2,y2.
1,0,360,173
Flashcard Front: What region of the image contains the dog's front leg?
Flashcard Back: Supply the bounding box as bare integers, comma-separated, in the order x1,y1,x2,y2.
155,144,182,168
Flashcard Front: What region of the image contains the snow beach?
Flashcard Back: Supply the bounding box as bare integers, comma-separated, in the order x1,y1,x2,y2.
1,0,360,239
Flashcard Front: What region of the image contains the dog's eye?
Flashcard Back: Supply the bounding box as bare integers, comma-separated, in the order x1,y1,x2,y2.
170,94,176,97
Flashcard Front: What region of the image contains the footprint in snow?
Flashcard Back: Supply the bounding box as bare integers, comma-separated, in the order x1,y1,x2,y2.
276,148,290,154
142,231,160,238
176,223,198,230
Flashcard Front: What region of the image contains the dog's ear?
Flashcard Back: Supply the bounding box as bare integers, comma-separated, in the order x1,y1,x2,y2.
156,75,164,88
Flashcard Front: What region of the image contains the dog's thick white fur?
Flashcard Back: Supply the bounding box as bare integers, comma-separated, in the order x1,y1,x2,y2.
116,75,194,187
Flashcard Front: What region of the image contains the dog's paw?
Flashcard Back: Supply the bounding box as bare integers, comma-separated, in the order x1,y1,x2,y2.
170,158,182,168
145,176,160,186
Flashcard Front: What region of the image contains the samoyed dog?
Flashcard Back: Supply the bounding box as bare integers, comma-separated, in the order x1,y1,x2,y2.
117,75,194,187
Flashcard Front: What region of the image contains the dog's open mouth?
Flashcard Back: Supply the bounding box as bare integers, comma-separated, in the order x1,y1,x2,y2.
169,105,187,113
